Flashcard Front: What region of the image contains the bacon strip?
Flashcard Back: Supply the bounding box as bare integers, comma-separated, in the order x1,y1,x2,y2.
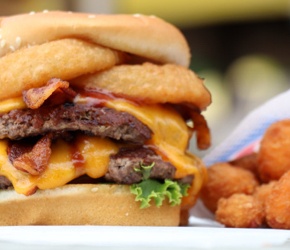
22,78,76,109
191,111,211,150
12,134,52,175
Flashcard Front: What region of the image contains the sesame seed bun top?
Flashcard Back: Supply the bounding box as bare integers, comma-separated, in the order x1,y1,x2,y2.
0,11,190,67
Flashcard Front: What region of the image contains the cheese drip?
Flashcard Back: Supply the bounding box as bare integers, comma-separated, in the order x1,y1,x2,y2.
0,97,26,114
105,100,206,205
0,136,118,195
105,100,198,177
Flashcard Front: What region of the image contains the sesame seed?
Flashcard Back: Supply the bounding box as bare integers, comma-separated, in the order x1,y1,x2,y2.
0,39,6,48
0,34,2,40
91,187,99,192
15,36,22,49
29,11,35,15
133,13,142,17
9,45,15,51
125,213,129,216
43,10,49,13
88,15,96,19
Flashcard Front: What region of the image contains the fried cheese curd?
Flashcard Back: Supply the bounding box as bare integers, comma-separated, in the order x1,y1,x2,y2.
200,162,259,213
215,181,277,228
253,181,277,207
265,170,290,229
258,120,290,183
230,153,259,179
204,119,290,229
216,193,264,228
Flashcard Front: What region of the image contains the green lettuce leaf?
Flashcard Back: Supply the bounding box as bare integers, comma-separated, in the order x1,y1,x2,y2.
130,163,189,208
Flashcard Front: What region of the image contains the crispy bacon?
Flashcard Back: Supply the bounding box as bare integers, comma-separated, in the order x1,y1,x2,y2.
22,78,76,109
11,134,52,175
191,110,211,150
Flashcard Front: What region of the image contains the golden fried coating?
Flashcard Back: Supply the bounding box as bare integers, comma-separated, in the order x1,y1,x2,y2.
0,39,123,101
72,63,211,111
259,120,290,228
265,170,290,229
200,162,259,213
216,194,264,228
230,153,259,179
253,181,276,207
258,120,290,182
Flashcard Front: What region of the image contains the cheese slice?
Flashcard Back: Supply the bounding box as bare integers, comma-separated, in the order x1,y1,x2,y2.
105,100,200,178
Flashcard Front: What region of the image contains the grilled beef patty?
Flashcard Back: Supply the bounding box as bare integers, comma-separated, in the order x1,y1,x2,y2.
0,103,152,144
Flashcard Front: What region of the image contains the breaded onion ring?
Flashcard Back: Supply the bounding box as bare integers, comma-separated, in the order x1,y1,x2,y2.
0,39,123,100
72,63,211,111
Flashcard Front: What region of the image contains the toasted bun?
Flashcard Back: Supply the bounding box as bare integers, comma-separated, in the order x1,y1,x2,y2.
0,11,190,66
0,184,180,226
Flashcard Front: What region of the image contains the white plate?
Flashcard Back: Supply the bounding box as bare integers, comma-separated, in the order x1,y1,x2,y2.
0,224,290,250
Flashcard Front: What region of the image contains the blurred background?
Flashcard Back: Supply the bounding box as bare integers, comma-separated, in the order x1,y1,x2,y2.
1,0,290,157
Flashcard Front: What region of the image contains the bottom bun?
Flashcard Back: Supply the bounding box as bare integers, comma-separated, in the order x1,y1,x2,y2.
0,184,180,226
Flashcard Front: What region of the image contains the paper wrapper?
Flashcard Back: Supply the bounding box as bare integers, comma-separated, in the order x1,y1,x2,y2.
204,89,290,166
190,89,290,226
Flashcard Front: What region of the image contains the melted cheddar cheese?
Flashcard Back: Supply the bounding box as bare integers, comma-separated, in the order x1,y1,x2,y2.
105,100,200,179
105,100,206,207
0,137,118,195
0,97,26,113
0,96,205,206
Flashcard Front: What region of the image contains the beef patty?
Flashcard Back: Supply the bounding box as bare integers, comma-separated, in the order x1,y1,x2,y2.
105,147,176,184
0,147,178,189
0,103,151,143
0,103,192,190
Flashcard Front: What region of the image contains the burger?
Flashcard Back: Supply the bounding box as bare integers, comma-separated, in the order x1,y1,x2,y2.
0,11,211,226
